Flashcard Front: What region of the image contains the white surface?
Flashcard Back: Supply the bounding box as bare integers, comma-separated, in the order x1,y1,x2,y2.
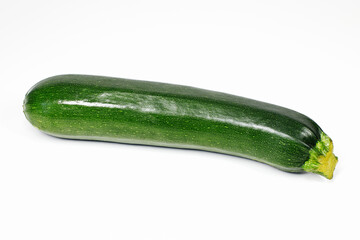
0,1,359,239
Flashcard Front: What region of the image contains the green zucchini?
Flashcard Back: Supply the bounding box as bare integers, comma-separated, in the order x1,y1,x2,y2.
23,74,338,179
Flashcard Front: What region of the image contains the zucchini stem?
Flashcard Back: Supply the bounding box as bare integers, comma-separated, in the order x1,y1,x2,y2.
302,132,338,179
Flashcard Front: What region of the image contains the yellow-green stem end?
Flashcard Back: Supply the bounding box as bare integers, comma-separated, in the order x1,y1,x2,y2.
303,132,338,180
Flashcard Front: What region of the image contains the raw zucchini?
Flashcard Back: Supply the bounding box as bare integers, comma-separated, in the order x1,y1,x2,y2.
23,74,338,179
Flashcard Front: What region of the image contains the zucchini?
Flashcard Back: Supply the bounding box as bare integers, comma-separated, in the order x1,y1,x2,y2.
23,74,338,179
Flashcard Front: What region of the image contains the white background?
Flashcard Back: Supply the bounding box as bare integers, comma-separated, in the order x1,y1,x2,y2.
0,0,359,239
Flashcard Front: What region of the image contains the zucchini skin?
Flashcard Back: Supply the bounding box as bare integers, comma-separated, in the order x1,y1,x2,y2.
24,74,324,173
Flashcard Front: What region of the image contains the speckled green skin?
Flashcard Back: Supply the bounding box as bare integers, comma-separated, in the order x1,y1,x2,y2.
23,74,324,172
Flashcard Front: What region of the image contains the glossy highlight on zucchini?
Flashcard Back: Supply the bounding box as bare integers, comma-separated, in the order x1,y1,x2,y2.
23,75,338,179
